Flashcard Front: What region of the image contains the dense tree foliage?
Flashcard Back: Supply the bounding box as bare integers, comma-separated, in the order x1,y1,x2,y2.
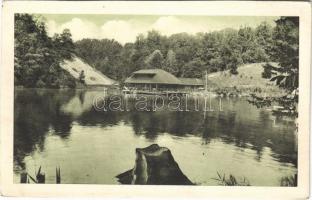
14,14,76,88
75,24,274,81
263,17,299,92
253,17,299,116
75,38,123,80
163,50,178,75
145,50,164,69
16,14,296,92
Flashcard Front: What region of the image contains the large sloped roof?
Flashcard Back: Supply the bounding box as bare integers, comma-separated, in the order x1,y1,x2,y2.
125,69,182,85
60,56,118,86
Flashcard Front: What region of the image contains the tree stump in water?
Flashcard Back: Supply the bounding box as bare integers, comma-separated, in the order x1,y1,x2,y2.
116,144,193,185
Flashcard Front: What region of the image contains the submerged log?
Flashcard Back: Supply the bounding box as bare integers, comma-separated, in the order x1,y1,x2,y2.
116,144,193,185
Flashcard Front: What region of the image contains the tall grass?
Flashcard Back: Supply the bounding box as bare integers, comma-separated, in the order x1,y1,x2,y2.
20,166,61,184
280,174,297,187
213,172,250,186
213,172,297,187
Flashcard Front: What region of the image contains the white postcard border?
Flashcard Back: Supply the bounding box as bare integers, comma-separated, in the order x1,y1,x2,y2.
1,1,310,198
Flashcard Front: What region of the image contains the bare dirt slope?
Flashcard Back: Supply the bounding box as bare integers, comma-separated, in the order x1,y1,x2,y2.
60,56,118,86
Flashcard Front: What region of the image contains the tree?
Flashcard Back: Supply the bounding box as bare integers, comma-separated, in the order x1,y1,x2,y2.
163,50,178,75
217,30,243,74
168,33,200,76
118,43,136,81
269,17,299,91
255,22,274,60
250,17,299,116
146,30,167,53
75,38,123,80
73,20,275,82
131,34,151,70
261,63,272,79
53,29,75,60
145,50,164,69
228,53,240,75
198,32,220,73
14,14,76,88
182,58,205,78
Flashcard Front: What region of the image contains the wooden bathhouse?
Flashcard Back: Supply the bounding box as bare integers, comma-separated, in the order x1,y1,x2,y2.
124,69,204,92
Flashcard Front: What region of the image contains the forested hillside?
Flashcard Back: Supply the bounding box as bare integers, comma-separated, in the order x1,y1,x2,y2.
14,14,76,88
75,23,274,82
14,14,298,94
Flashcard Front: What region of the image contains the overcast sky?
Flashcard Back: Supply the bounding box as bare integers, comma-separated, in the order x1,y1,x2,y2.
42,14,278,44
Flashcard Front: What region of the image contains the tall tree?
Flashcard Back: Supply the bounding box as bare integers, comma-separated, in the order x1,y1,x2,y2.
168,33,200,76
14,14,76,88
198,32,220,73
183,58,205,78
163,50,178,75
255,22,274,60
265,17,299,91
53,29,75,60
145,50,164,69
75,38,123,80
252,17,299,116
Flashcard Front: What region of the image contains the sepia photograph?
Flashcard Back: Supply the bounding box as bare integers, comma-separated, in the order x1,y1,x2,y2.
1,1,310,198
13,13,300,186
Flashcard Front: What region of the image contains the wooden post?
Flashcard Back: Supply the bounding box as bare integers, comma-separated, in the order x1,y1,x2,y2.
56,167,61,184
20,172,28,183
205,70,208,93
209,92,212,111
204,96,207,119
36,166,45,183
219,97,222,111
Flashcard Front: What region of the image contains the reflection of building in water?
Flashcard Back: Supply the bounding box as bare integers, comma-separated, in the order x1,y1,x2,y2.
14,89,298,184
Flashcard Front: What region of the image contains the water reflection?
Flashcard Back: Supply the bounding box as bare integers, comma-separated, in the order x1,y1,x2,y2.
14,89,75,169
14,88,297,184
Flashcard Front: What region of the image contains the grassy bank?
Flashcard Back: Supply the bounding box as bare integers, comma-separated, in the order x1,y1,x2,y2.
207,63,286,97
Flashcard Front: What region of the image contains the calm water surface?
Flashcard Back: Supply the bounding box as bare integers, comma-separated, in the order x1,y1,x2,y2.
14,89,297,185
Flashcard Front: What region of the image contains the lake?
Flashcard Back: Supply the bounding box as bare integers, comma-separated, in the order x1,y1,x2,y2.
14,88,297,186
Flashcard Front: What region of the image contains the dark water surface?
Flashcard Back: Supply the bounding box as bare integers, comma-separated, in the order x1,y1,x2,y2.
14,88,297,185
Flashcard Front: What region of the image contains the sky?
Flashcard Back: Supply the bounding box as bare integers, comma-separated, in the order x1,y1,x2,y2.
41,14,278,44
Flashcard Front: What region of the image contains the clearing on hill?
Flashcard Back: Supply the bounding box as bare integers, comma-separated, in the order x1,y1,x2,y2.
207,63,280,90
